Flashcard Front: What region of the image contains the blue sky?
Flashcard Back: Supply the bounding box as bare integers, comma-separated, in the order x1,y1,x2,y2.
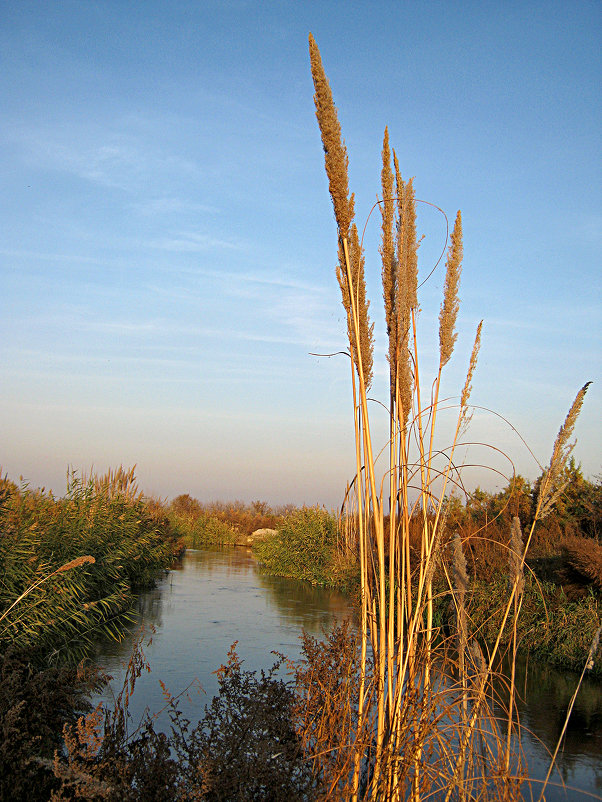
1,0,600,506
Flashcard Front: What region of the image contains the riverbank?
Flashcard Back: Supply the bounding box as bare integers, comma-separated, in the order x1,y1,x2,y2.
0,467,182,662
165,486,601,679
0,467,183,801
86,551,602,802
1,466,599,799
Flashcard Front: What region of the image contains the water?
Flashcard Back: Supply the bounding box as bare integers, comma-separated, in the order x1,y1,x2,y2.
92,550,601,800
504,656,601,800
92,549,355,725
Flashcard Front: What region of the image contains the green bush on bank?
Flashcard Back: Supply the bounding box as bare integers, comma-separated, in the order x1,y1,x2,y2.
254,507,353,587
463,576,601,677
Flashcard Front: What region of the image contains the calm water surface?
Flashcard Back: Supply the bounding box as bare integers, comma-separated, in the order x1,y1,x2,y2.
92,550,600,800
93,549,354,718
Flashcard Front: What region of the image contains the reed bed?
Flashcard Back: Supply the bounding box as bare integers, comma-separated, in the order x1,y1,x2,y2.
0,466,181,663
307,33,593,800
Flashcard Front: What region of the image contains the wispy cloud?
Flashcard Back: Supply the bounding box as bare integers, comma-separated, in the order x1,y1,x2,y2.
148,232,242,252
0,248,110,266
4,122,202,191
131,197,221,217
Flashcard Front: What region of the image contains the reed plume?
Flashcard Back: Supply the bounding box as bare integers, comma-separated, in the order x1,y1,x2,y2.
508,516,525,596
305,34,592,801
460,320,483,412
395,157,418,313
392,152,416,428
309,32,373,390
348,222,374,390
308,33,354,239
380,127,396,354
56,555,96,574
585,624,601,672
536,382,591,519
439,210,463,368
0,555,95,627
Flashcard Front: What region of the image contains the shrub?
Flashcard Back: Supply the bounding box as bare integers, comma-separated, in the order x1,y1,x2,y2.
189,513,238,548
0,647,100,802
255,507,339,585
52,642,316,801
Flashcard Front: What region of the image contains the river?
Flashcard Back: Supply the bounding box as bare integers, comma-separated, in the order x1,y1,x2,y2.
92,549,601,800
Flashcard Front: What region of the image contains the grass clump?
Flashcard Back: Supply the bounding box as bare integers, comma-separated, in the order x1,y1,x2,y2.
307,32,594,800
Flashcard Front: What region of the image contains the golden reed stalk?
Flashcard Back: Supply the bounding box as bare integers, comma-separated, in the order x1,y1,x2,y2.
308,34,590,801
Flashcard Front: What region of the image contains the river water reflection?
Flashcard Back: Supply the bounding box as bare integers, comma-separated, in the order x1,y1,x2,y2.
93,549,355,720
92,550,600,800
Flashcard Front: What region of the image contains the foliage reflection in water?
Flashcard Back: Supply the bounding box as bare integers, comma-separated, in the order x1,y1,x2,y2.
92,549,355,728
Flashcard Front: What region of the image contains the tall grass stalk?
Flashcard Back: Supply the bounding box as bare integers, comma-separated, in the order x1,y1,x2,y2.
309,34,590,801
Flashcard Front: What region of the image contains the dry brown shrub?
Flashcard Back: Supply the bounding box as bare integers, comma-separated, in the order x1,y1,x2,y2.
560,534,602,593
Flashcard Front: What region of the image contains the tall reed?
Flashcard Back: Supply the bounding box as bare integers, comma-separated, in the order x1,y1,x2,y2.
308,33,590,800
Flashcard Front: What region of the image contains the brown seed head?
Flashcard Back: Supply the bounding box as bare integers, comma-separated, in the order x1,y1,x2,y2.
508,516,525,595
461,320,483,412
439,211,463,367
348,224,374,391
310,34,373,391
537,382,591,519
308,34,354,239
392,156,416,425
57,555,95,574
380,128,396,335
452,532,469,597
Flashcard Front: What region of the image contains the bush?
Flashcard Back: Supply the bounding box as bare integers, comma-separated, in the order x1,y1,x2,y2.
0,647,100,802
170,512,239,548
466,577,601,675
254,507,339,585
52,642,316,801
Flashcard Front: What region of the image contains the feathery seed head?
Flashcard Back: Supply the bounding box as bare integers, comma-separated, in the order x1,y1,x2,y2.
461,320,483,412
508,516,525,595
308,34,354,239
309,34,373,391
537,382,591,519
396,173,418,313
439,210,463,367
57,555,95,574
380,128,396,339
349,224,374,391
585,624,601,671
391,152,416,425
452,532,469,597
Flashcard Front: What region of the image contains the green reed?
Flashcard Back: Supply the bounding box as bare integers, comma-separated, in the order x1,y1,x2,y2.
0,466,181,663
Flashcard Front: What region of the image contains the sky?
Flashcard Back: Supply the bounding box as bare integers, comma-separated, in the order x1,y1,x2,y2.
1,0,600,508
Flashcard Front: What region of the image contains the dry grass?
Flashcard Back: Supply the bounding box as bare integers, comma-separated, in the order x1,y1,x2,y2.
308,33,592,801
